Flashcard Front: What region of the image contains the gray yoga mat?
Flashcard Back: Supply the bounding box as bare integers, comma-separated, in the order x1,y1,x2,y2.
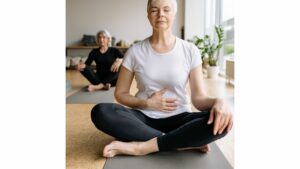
66,87,115,104
104,143,233,169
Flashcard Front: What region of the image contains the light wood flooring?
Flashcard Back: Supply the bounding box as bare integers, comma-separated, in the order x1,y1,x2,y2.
66,69,234,168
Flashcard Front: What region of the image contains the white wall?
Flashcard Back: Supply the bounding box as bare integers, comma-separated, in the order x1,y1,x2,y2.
66,0,184,46
184,0,205,40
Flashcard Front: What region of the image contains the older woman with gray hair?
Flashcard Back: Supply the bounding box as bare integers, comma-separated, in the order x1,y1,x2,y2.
91,0,233,157
77,30,123,91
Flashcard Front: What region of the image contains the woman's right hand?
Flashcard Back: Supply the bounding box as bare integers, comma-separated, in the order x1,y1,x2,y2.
146,89,177,113
77,63,86,71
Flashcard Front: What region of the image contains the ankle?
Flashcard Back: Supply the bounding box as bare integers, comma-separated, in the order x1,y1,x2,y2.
97,83,104,89
137,138,158,155
136,142,147,155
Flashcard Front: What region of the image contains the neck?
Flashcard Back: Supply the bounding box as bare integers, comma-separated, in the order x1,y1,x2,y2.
100,46,108,52
149,29,176,53
150,29,175,45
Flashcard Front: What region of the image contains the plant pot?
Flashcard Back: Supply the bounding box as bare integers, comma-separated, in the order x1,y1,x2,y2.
207,66,219,79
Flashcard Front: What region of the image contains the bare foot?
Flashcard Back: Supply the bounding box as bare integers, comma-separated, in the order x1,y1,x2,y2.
103,138,159,158
199,144,210,153
177,144,211,153
103,83,111,90
87,84,104,92
103,141,142,158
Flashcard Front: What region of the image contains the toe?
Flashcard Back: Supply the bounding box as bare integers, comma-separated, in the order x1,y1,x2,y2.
104,150,115,158
103,144,112,156
200,145,210,153
207,145,211,152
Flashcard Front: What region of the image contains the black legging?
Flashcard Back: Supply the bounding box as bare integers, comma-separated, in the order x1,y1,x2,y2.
91,103,228,151
80,66,118,86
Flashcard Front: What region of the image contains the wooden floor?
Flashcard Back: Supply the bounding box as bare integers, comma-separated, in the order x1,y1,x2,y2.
66,69,234,169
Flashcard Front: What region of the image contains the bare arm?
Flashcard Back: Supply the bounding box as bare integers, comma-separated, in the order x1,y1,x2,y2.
189,65,233,135
111,58,123,72
114,66,148,109
189,65,217,111
116,58,123,62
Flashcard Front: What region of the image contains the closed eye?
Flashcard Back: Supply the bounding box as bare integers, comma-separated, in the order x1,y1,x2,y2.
151,7,158,13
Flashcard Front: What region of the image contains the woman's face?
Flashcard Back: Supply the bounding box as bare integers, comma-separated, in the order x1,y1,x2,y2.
97,33,109,47
147,0,176,31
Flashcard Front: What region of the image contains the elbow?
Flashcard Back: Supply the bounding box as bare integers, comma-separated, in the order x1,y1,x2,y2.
191,95,199,107
191,99,197,108
114,90,121,103
191,95,210,111
114,90,126,104
191,99,200,110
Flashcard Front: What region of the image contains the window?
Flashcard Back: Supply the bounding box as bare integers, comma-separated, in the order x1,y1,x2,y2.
205,0,234,74
205,0,216,34
222,0,234,22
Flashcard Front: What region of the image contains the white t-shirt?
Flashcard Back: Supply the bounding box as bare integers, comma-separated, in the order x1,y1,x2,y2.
122,37,202,119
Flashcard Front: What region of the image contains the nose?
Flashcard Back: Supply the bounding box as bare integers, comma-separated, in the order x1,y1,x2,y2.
158,9,165,17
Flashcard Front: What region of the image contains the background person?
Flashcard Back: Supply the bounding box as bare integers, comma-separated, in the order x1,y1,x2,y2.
77,30,123,91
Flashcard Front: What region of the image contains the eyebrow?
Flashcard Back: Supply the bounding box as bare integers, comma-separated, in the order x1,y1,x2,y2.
151,6,171,9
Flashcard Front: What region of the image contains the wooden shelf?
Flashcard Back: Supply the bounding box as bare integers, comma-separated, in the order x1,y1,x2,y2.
66,45,129,56
66,45,129,49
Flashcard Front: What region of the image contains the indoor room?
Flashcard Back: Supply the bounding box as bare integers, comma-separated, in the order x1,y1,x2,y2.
66,0,234,168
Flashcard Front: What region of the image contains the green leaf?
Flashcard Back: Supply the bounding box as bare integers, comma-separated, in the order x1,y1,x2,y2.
193,25,224,66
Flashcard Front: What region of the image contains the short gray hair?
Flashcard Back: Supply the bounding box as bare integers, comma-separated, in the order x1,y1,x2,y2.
96,30,112,46
96,30,111,40
147,0,177,13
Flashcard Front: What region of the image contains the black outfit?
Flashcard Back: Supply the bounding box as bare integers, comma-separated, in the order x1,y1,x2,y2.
91,103,228,151
80,47,123,86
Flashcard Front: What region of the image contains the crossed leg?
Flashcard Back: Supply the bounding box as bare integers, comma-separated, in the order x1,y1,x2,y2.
91,103,227,157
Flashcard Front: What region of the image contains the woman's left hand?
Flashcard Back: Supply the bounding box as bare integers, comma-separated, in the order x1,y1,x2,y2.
110,59,122,72
207,98,233,135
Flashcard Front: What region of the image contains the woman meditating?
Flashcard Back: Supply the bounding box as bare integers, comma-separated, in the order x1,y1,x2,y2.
91,0,233,157
77,30,123,92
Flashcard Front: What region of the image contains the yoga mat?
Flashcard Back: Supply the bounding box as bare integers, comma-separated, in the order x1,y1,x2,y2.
66,87,115,104
104,143,233,169
66,80,72,93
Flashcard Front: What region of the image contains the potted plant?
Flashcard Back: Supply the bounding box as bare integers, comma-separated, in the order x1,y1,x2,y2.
194,26,224,78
